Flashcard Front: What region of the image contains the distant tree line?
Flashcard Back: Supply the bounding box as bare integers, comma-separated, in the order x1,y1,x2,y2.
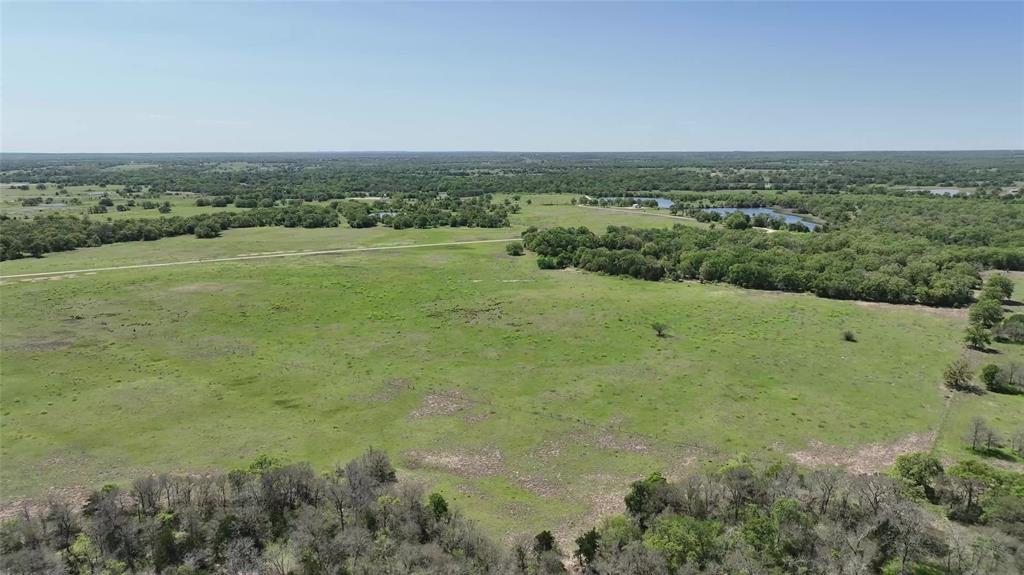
0,205,339,260
521,225,1019,306
3,449,1022,575
4,151,1022,200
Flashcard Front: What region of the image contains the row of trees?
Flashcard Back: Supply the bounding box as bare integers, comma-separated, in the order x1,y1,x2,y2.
521,225,1006,306
3,450,1021,575
0,205,339,260
964,275,1017,350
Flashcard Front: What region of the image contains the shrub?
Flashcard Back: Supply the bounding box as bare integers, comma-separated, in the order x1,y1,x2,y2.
943,358,974,391
506,241,524,256
995,314,1024,344
536,255,563,269
194,221,221,239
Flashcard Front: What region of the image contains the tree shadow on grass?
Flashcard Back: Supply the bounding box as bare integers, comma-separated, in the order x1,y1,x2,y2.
969,446,1022,463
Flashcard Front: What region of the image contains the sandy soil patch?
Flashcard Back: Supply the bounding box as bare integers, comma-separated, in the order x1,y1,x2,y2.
790,432,937,475
403,448,505,478
550,474,631,558
407,390,475,420
595,432,650,453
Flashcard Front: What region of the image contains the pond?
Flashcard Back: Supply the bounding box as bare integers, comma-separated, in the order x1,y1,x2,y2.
598,197,819,230
703,207,818,230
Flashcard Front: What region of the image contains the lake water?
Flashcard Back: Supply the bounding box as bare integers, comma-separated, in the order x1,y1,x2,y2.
703,207,817,230
602,197,818,230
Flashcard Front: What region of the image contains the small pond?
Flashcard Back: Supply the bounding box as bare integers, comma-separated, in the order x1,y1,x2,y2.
703,207,817,230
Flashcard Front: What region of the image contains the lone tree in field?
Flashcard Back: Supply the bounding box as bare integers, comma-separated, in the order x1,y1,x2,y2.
943,358,974,392
651,322,669,337
969,298,1004,329
964,324,991,351
965,417,995,451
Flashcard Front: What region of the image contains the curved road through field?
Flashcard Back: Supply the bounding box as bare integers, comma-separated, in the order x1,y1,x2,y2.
0,237,519,280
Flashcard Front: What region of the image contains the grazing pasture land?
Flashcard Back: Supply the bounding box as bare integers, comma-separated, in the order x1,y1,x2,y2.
4,210,1019,539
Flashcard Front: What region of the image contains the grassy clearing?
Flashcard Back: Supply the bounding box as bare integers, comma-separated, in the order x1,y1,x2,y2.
1,242,984,538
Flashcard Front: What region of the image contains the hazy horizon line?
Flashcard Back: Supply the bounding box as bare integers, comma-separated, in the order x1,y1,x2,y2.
3,148,1022,156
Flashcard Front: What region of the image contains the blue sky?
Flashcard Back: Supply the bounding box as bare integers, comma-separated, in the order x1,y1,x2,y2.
2,2,1022,152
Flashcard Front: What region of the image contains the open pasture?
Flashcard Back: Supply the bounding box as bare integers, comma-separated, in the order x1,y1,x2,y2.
4,208,1019,538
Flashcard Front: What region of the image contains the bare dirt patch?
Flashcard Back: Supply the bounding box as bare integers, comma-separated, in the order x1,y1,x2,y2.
424,300,505,325
403,448,505,478
595,432,650,453
407,390,475,420
550,474,630,558
853,300,966,320
0,486,91,522
464,410,495,424
790,432,937,475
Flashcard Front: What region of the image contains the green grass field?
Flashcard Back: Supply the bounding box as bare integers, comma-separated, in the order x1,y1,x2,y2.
1,196,1021,541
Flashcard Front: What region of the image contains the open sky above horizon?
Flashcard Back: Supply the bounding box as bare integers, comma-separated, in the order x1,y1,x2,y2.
2,1,1022,153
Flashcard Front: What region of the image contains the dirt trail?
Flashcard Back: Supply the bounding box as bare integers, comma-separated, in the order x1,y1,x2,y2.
0,238,518,281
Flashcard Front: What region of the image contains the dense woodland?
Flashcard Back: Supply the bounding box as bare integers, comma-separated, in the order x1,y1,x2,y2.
2,449,1021,575
522,222,1020,306
2,152,1022,200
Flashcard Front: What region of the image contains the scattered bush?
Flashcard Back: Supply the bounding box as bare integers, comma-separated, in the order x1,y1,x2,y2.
943,358,974,392
506,241,524,256
995,314,1024,343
